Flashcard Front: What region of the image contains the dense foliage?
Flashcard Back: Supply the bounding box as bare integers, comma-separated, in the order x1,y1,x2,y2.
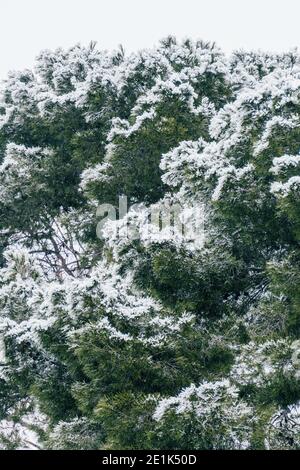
0,38,299,449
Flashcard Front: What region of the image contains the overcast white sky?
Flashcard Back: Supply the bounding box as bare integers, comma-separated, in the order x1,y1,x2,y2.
1,0,300,78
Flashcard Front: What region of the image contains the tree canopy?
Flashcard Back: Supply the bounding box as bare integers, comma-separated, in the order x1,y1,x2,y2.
0,38,299,449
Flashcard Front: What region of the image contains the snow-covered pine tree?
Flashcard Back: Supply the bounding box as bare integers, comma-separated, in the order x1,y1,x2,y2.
0,38,299,449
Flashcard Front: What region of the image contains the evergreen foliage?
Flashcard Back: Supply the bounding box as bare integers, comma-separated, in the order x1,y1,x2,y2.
0,38,299,449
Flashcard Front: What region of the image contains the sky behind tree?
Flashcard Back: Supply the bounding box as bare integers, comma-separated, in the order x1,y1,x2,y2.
0,0,299,78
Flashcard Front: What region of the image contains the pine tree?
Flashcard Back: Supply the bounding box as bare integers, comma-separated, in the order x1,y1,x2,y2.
0,38,299,449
